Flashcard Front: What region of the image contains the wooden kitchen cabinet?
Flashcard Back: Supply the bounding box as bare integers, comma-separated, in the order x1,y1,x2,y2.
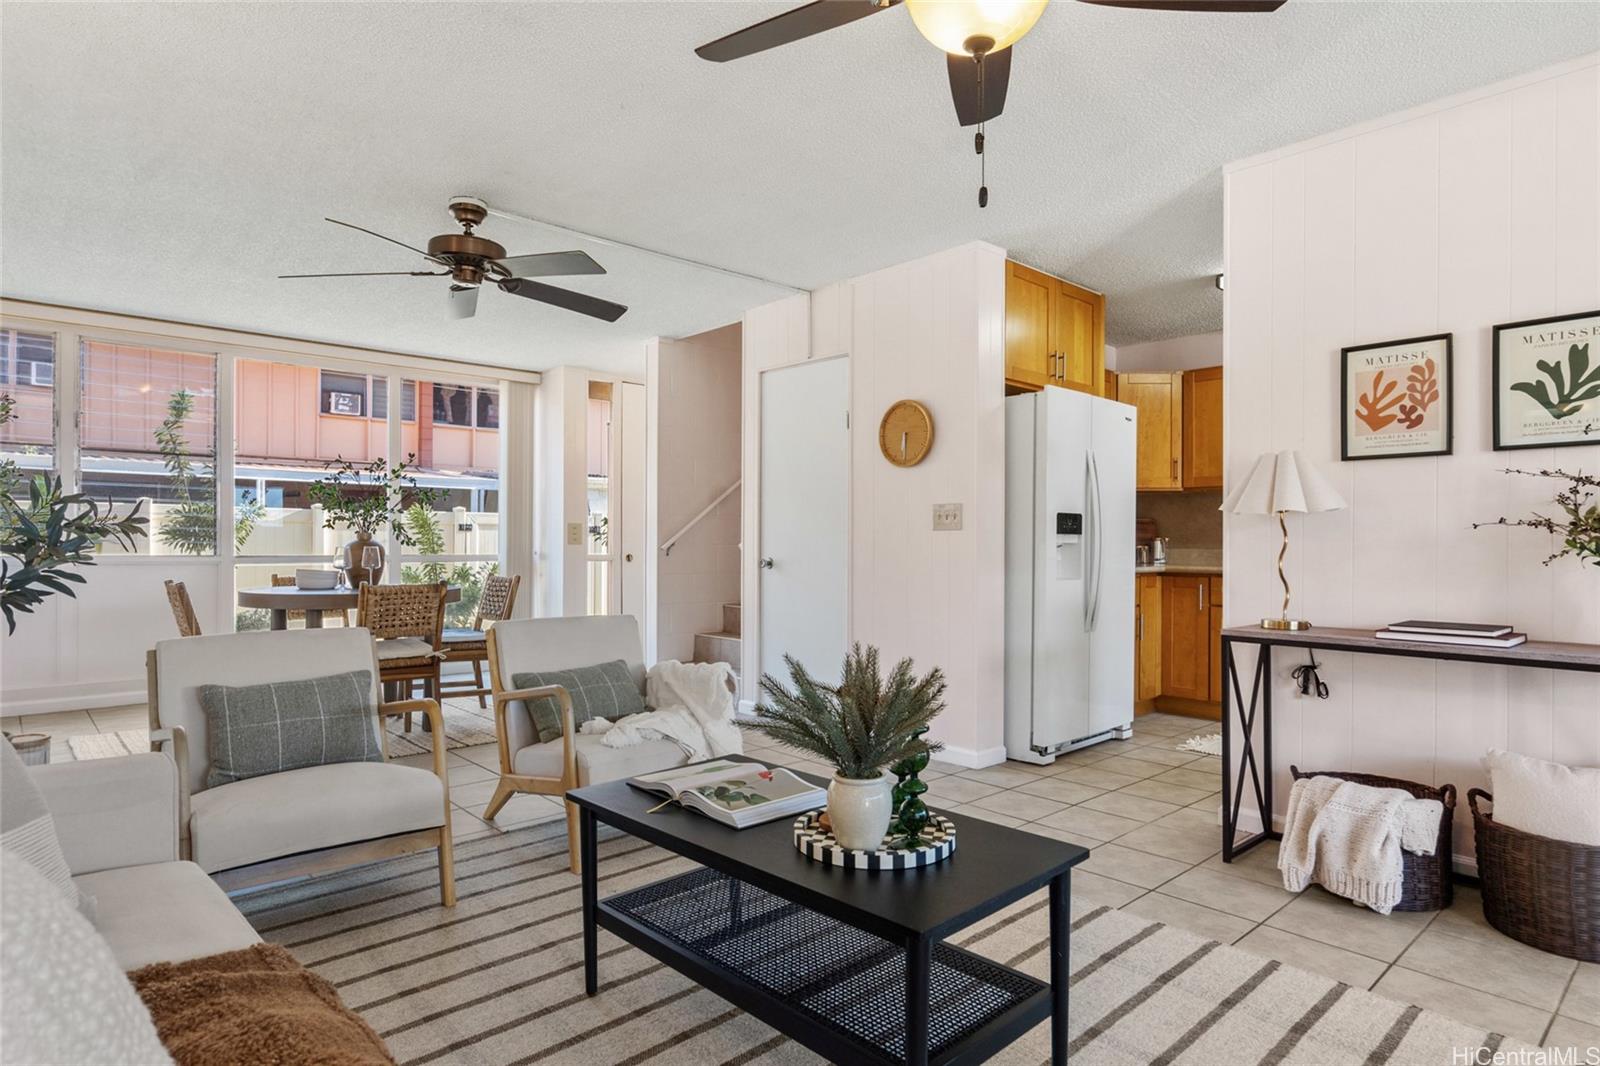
1004,261,1105,395
1208,575,1224,703
1183,365,1224,489
1135,574,1163,703
1160,574,1212,701
1118,372,1184,491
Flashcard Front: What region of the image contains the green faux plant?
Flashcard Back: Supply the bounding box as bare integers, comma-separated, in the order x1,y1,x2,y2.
1474,467,1600,567
155,388,262,555
1,394,148,634
744,644,945,780
306,456,442,545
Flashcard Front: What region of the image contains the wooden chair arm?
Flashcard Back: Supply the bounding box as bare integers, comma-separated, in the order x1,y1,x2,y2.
490,685,577,786
378,699,449,792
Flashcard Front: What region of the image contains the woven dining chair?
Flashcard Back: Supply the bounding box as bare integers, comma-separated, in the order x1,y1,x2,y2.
271,573,350,626
164,579,201,637
357,581,448,732
440,574,520,708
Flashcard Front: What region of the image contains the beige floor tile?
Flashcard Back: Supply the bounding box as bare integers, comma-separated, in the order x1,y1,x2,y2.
1053,766,1143,791
469,793,563,828
1373,968,1552,1045
957,765,1039,789
454,744,504,770
1122,892,1255,944
1082,791,1183,823
1034,805,1145,842
968,791,1067,822
1234,925,1388,988
1118,779,1214,807
450,811,501,842
1022,824,1102,849
1014,777,1106,805
999,759,1066,777
1158,865,1294,922
1114,822,1221,865
1544,1016,1600,1056
1187,794,1223,810
1397,926,1576,1010
1265,888,1432,962
1197,843,1285,889
924,775,1003,804
1088,755,1167,781
1,716,21,732
1152,807,1218,834
1561,963,1600,1021
946,804,1025,828
21,711,97,736
926,759,968,775
449,778,507,808
1070,870,1148,908
1117,746,1208,768
1150,766,1222,791
445,760,497,787
1052,748,1116,767
1077,843,1191,889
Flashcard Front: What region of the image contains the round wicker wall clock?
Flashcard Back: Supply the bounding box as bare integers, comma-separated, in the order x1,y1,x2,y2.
878,400,934,467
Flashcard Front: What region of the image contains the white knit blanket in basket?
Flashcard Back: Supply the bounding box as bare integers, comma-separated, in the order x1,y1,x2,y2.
1278,776,1442,915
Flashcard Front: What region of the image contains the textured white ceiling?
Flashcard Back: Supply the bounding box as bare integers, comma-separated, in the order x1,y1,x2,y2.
3,2,1596,374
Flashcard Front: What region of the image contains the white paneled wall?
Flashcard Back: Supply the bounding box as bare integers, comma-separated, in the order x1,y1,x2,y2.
648,324,742,664
1223,54,1600,867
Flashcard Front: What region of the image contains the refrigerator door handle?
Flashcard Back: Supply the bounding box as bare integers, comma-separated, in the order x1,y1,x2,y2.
1083,451,1096,632
1088,449,1105,632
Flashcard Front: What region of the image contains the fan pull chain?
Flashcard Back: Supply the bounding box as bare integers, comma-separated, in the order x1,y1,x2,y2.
975,53,988,208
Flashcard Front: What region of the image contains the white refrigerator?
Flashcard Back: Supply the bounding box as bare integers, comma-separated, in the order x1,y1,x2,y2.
1004,388,1136,763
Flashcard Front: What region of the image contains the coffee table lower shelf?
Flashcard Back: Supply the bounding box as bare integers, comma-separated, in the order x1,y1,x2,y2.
597,866,1050,1066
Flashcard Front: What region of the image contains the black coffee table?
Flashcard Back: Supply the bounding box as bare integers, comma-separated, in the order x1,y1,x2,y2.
568,760,1088,1065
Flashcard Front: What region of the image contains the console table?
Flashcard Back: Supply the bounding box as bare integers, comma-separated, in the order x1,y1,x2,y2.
1218,625,1600,863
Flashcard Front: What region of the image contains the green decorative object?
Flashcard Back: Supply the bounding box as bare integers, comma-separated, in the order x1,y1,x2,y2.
1473,467,1600,568
891,725,933,847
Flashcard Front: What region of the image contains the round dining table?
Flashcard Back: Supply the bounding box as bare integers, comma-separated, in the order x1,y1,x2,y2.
237,585,461,630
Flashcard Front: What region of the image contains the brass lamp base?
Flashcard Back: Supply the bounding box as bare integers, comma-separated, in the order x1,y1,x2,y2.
1261,617,1312,631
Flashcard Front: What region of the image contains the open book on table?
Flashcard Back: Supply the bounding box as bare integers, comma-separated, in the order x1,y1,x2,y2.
628,760,826,829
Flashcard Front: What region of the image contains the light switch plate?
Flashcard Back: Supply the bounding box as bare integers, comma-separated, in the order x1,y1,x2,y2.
932,503,963,531
566,522,584,546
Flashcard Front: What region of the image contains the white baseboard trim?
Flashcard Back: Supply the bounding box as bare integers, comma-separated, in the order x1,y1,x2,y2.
1231,808,1479,878
935,744,1007,769
1,679,145,718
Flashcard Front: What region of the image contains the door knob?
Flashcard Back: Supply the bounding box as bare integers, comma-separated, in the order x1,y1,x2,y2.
625,553,633,562
759,557,774,569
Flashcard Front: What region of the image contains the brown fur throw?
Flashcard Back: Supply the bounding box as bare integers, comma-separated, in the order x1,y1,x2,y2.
130,943,394,1066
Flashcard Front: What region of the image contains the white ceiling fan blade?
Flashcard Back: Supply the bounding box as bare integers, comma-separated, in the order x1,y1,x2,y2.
447,285,480,320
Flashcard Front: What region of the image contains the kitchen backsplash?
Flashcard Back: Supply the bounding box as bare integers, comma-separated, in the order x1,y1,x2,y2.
1137,490,1222,550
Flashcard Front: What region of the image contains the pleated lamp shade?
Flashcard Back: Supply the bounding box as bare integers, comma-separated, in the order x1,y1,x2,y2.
1221,451,1346,515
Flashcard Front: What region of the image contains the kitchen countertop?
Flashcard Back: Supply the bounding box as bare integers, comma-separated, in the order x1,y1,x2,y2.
1136,564,1222,575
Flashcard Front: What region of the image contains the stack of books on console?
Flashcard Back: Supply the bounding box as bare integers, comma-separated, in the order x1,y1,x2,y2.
1374,620,1527,648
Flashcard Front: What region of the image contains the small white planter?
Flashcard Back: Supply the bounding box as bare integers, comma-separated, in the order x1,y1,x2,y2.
827,771,893,851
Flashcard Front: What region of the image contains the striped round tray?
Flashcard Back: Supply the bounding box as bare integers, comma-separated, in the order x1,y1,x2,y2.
793,811,956,870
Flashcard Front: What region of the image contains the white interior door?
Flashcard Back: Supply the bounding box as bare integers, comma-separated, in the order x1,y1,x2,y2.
759,357,848,685
618,381,646,620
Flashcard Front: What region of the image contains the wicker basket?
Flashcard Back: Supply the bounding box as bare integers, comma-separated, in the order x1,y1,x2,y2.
1469,789,1599,962
1289,766,1455,912
3,732,51,766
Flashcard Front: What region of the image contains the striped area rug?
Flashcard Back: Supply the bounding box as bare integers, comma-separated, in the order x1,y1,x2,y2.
235,825,1521,1066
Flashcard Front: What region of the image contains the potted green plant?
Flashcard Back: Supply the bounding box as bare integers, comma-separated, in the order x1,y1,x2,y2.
1474,468,1600,568
1,394,147,634
306,456,442,586
744,644,945,850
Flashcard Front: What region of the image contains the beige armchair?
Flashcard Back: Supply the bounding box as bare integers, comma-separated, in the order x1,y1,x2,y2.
146,627,455,905
484,616,688,872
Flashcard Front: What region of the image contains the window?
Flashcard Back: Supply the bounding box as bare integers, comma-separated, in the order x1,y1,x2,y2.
475,387,499,429
79,339,218,555
0,328,55,474
371,376,415,422
319,370,368,416
432,383,472,427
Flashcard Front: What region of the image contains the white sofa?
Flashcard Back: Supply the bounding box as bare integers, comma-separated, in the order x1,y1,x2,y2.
31,751,260,971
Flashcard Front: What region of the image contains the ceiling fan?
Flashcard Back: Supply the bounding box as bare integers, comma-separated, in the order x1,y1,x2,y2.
696,0,1285,205
279,197,628,322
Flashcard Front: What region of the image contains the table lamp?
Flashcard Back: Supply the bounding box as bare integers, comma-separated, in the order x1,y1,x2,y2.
1221,450,1346,631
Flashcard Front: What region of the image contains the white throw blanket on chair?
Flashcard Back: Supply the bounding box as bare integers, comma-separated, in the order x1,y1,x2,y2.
1278,776,1442,915
579,660,742,761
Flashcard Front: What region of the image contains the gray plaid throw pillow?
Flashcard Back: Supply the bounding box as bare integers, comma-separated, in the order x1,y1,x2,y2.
511,660,644,744
199,670,383,788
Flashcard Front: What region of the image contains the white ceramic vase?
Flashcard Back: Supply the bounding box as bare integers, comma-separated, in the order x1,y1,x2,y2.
827,771,894,850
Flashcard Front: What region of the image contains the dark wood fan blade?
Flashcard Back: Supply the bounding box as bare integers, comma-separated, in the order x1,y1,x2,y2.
498,279,628,322
278,270,448,278
324,218,447,263
695,0,893,62
947,46,1011,127
1077,0,1285,10
447,285,480,320
495,250,606,278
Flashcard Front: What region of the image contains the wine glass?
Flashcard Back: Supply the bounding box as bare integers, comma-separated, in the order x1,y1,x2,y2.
361,545,382,586
331,551,347,588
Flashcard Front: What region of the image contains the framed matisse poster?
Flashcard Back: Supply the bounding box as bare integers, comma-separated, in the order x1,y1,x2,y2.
1493,309,1600,450
1340,333,1452,461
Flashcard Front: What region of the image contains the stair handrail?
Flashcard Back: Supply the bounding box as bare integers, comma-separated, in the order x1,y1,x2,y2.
660,479,741,557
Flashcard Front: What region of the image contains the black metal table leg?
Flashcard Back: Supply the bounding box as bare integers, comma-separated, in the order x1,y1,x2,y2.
906,934,931,1066
1049,871,1070,1064
581,806,598,995
1221,635,1235,861
1222,637,1277,862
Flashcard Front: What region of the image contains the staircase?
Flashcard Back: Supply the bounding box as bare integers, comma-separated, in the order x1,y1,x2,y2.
693,603,741,674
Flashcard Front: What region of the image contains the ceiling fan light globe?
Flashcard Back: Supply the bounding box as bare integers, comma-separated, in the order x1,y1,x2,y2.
906,0,1048,56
